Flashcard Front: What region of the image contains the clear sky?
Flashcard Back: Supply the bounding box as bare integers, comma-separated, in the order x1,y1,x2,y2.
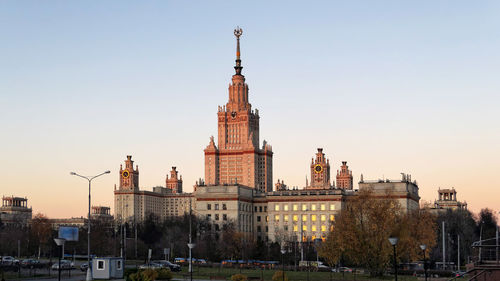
1,1,499,218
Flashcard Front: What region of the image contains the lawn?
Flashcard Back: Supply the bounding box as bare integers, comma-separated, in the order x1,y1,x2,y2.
171,266,422,281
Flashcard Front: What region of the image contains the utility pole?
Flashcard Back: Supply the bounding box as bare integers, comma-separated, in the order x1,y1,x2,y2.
457,235,460,271
442,221,446,270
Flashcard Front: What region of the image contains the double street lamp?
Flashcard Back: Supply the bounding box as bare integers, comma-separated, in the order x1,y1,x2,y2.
388,237,399,281
70,170,110,281
420,244,427,281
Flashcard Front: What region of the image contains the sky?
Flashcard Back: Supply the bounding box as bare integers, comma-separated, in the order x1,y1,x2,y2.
1,1,499,218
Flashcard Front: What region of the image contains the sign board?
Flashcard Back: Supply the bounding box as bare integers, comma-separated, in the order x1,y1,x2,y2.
58,226,79,241
148,249,152,260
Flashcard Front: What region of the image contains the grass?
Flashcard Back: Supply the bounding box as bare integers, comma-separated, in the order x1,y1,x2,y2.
171,266,422,281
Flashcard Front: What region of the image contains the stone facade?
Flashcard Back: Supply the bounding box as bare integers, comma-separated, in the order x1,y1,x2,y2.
431,188,467,213
0,196,32,226
204,28,273,193
307,148,331,189
112,28,421,242
336,161,353,190
358,173,420,212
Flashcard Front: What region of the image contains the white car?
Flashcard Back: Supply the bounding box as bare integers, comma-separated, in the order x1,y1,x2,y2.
1,256,19,265
51,260,74,270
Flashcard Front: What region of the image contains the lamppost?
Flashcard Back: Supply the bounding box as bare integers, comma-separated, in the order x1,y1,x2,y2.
388,237,399,281
420,244,427,281
281,246,286,281
187,199,195,281
54,238,66,281
70,170,110,281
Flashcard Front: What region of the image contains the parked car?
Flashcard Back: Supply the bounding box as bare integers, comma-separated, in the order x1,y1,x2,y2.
138,262,162,270
51,260,74,270
80,263,89,272
1,256,19,265
153,260,181,272
453,271,466,278
20,259,40,268
338,267,352,273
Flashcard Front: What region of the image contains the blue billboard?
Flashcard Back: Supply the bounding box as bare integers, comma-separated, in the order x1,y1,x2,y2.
58,226,79,241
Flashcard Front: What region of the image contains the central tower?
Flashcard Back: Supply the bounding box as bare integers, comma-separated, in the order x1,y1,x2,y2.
204,28,273,192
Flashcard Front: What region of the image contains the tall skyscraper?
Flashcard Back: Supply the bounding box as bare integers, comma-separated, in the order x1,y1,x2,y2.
307,148,332,189
204,27,273,192
336,161,353,190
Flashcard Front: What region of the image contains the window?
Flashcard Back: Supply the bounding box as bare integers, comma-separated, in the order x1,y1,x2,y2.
320,204,326,211
215,224,220,231
266,216,269,222
223,204,227,210
264,206,267,212
207,204,211,210
284,215,289,222
302,225,307,231
259,206,263,212
257,226,262,232
275,204,280,211
265,226,268,232
330,204,335,211
223,214,227,221
330,214,335,221
284,225,288,231
117,260,122,270
275,215,280,222
311,215,317,222
302,214,307,222
254,206,257,212
207,214,211,220
321,225,326,232
215,214,219,220
284,204,289,211
257,216,261,222
293,204,298,211
321,214,326,221
312,225,317,231
97,260,105,270
215,204,219,210
293,225,298,232
311,204,317,211
302,204,308,211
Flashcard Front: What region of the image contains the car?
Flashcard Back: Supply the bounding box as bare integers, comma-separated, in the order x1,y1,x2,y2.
1,256,19,265
80,263,89,272
453,271,466,278
153,260,181,272
138,262,162,270
20,259,40,268
338,267,352,273
51,260,74,270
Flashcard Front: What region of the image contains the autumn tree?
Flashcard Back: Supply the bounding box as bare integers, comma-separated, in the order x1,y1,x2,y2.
30,213,53,258
319,188,436,276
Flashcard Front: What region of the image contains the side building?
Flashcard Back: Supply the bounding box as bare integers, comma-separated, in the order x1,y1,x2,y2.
0,196,32,226
114,156,194,222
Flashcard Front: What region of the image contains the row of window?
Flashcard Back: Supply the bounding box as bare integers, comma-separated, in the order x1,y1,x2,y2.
256,225,332,233
274,203,336,211
207,214,228,221
207,203,227,210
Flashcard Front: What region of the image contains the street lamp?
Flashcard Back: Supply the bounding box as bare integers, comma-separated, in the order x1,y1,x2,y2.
281,246,286,281
187,243,196,281
54,238,66,281
420,244,427,281
70,170,110,281
388,237,399,281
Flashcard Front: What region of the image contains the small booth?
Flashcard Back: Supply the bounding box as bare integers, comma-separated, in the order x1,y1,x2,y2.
92,257,124,279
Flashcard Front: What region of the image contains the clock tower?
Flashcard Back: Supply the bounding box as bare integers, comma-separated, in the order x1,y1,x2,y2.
307,148,331,189
204,27,273,192
119,155,139,191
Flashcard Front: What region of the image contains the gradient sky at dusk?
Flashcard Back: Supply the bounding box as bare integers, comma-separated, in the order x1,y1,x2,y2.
1,1,499,218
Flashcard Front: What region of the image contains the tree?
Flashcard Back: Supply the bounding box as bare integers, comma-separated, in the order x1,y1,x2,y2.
30,213,52,258
319,188,436,276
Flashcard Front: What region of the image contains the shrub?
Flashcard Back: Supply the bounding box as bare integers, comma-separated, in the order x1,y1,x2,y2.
272,271,288,281
231,273,248,281
125,268,140,281
156,268,173,280
128,272,152,281
142,268,159,281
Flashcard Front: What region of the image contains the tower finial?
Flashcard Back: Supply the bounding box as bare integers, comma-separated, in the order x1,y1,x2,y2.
234,26,243,75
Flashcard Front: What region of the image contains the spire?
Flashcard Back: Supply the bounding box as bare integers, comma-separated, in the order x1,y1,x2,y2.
234,26,243,75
